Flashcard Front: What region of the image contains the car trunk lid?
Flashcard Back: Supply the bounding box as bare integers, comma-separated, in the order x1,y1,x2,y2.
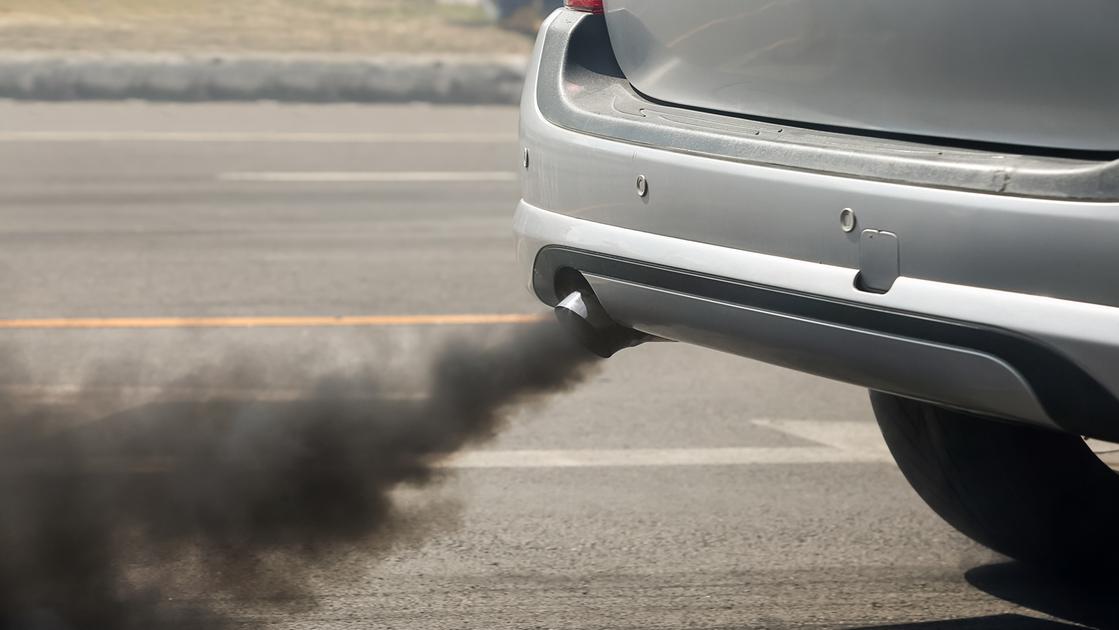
602,0,1119,153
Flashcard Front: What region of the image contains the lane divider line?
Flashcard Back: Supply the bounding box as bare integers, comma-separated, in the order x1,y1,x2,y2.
436,446,887,469
439,422,892,469
1,445,888,474
0,383,426,402
0,421,892,471
751,419,891,460
0,313,545,330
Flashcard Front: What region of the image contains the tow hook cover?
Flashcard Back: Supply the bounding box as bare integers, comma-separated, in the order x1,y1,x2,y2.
857,229,900,293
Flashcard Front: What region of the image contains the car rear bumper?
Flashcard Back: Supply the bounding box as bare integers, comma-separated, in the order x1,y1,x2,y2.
515,10,1119,439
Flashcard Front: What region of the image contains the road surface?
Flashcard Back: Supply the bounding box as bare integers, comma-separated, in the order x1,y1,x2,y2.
0,102,1112,629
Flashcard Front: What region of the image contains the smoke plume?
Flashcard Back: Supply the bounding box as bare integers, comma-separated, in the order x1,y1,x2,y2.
0,320,597,629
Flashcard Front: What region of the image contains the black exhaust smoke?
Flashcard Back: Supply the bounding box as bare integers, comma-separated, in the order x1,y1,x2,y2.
0,320,598,629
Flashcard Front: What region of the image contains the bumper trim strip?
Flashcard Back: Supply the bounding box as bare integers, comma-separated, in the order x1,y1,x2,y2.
533,246,1119,439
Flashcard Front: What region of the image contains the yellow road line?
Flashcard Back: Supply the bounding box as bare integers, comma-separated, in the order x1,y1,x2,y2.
0,313,546,330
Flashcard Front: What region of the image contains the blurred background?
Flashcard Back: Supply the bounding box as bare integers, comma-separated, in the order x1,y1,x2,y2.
0,0,560,53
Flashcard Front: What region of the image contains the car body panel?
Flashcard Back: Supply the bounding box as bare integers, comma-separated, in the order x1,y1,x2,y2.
603,0,1119,152
517,10,1119,439
525,11,1119,309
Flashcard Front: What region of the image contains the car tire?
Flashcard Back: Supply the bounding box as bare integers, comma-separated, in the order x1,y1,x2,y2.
870,391,1119,574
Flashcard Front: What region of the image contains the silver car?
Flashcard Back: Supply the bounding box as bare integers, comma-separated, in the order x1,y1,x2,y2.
515,1,1119,571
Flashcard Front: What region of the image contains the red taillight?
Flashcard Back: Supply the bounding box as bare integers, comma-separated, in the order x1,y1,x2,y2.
564,0,604,14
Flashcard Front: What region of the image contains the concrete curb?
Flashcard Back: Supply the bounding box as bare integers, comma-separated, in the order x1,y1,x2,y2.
0,53,528,104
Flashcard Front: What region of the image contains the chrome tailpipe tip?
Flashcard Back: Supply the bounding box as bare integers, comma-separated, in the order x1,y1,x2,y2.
553,289,651,358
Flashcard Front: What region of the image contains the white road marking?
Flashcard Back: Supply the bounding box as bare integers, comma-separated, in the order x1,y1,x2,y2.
438,421,892,469
0,131,515,143
1086,438,1119,469
2,383,890,470
218,171,518,183
0,383,426,403
751,419,892,461
438,446,884,469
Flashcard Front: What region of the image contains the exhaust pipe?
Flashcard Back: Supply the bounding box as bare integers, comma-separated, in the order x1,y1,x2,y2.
554,289,650,358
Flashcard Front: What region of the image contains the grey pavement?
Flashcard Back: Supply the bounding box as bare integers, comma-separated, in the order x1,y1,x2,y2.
0,101,1107,629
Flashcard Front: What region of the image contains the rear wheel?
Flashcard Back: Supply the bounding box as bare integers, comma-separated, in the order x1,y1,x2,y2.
870,391,1119,573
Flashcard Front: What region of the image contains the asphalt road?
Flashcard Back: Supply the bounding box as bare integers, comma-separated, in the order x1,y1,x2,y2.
0,102,1112,629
